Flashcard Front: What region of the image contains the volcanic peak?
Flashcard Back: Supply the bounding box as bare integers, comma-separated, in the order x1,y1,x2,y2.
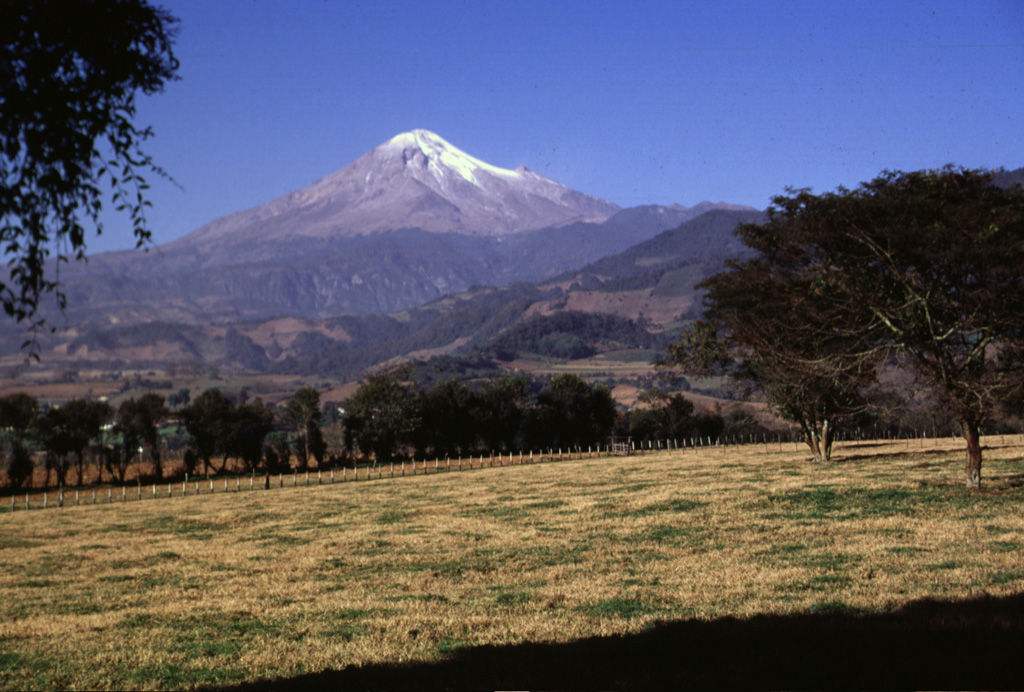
381,129,524,188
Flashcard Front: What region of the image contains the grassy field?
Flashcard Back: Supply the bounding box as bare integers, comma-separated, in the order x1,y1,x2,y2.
2,437,1024,690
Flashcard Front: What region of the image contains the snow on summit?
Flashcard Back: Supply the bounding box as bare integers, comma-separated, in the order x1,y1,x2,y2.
383,130,523,187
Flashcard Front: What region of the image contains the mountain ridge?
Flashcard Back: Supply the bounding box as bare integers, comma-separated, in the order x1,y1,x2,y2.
5,208,763,378
43,129,754,325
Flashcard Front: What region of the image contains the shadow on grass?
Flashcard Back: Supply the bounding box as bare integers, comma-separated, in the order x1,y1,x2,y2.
221,592,1024,691
834,447,967,464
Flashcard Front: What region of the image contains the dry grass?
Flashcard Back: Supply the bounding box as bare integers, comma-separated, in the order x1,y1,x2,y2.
1,436,1024,690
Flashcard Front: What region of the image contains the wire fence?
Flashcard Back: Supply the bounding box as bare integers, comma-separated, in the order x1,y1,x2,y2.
5,429,1022,514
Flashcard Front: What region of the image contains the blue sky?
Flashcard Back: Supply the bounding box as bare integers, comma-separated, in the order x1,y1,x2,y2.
96,0,1023,253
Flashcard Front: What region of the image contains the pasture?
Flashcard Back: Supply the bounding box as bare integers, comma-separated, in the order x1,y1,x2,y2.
2,437,1024,690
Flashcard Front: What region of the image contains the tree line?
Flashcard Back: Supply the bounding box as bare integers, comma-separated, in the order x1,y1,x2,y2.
0,388,303,490
1,368,736,490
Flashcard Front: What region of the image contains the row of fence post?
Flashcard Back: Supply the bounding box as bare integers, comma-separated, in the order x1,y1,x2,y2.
7,430,1019,512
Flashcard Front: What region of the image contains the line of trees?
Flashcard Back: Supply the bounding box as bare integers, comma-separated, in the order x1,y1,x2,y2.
341,368,622,462
339,367,737,462
0,388,306,490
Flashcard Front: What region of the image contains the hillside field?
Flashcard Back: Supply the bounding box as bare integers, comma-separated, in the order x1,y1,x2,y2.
2,438,1024,689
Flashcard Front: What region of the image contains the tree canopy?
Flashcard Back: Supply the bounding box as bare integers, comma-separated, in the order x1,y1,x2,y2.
666,167,1024,486
343,366,421,464
1,0,179,334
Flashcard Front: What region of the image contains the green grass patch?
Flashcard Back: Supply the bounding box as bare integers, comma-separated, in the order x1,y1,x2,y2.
11,580,53,589
986,570,1024,585
988,540,1024,552
437,638,469,654
578,597,660,619
615,498,708,518
809,598,865,615
259,533,313,547
525,500,565,509
124,662,246,689
0,536,43,549
642,524,707,547
376,510,408,525
763,486,952,520
494,590,534,607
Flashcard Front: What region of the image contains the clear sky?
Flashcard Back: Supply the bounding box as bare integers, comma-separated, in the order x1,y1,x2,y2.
95,0,1024,253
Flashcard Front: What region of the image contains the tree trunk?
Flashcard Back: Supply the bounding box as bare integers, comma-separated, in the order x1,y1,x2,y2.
802,422,823,461
151,447,162,481
963,420,982,489
75,450,85,487
822,419,834,461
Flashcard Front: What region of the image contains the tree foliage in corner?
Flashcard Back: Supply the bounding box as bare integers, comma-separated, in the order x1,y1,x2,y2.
665,167,1024,487
0,0,179,334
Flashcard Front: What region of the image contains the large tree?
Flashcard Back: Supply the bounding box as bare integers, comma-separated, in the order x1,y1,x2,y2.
414,378,479,458
0,392,39,487
343,366,420,463
528,374,617,450
224,399,275,472
665,254,883,462
112,392,165,481
1,0,178,334
180,389,233,475
36,398,111,486
476,373,531,452
670,168,1024,486
283,386,323,469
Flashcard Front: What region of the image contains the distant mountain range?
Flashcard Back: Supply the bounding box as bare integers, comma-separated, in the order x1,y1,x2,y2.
49,130,753,325
9,208,765,378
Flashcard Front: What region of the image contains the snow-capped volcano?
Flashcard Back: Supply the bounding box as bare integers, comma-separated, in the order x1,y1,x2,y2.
57,130,749,325
180,130,620,247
